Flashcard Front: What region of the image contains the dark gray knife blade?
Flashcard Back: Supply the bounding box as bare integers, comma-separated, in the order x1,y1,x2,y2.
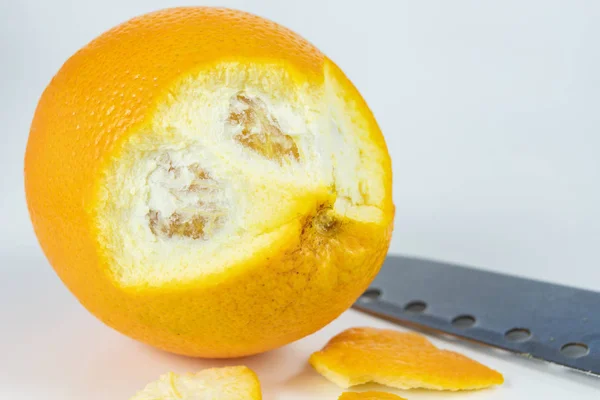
353,256,600,375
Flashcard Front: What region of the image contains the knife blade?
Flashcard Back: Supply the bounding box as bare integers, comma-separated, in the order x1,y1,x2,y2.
353,256,600,375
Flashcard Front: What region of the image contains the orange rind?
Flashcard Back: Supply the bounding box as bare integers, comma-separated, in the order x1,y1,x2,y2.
129,366,261,400
310,327,504,390
339,391,407,399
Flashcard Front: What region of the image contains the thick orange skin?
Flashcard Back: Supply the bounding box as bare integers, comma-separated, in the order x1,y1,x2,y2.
25,7,393,357
311,328,504,390
339,392,406,400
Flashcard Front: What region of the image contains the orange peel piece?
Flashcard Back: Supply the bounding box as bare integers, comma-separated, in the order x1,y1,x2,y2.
129,366,262,399
339,391,407,399
310,327,504,391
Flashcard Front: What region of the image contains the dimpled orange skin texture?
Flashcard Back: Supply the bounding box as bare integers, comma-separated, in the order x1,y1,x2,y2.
339,392,406,400
310,327,504,390
25,8,394,357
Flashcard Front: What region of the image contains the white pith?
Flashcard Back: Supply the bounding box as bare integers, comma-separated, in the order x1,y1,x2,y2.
96,62,388,286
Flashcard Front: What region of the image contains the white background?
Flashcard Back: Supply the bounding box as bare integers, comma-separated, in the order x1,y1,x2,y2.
1,1,599,399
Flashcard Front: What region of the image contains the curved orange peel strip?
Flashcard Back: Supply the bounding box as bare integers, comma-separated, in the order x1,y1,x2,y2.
339,391,407,399
129,366,262,399
310,327,504,391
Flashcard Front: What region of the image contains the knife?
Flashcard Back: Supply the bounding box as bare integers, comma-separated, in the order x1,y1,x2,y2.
353,256,600,375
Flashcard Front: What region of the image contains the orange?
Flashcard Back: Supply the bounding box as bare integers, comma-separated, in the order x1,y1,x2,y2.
25,7,394,357
129,366,261,399
310,327,504,390
338,392,406,400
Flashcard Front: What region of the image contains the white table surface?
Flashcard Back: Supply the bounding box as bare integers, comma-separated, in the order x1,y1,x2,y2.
1,247,599,399
2,0,600,398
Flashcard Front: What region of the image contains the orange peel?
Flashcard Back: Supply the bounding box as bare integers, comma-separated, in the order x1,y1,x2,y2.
310,327,504,390
129,366,261,399
339,391,407,400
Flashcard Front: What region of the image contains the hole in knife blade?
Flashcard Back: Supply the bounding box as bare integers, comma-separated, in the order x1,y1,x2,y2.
505,328,532,342
404,300,427,313
360,288,382,302
560,342,589,358
451,315,476,329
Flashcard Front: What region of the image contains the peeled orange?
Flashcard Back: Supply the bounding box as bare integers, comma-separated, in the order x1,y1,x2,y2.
25,7,394,357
